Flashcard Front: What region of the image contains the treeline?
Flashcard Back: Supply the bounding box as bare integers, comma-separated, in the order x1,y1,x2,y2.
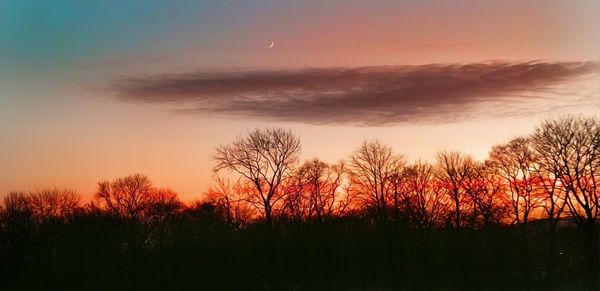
1,116,599,290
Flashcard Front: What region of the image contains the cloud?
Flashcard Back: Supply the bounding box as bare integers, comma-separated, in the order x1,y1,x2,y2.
110,61,598,126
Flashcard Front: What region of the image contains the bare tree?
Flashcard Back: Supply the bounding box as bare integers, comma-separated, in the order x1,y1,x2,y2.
435,151,479,288
28,188,80,223
205,176,254,227
400,161,448,230
95,173,154,221
529,124,568,282
311,160,348,219
531,150,567,282
2,192,32,218
145,188,183,224
348,140,404,223
487,137,540,231
0,192,34,267
398,161,448,290
281,168,311,223
487,137,541,281
213,128,301,225
144,188,183,249
95,173,185,253
435,151,477,229
531,116,600,224
282,158,348,222
471,163,508,228
531,116,600,287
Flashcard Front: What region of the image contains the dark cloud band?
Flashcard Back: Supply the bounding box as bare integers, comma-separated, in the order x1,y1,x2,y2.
110,61,598,126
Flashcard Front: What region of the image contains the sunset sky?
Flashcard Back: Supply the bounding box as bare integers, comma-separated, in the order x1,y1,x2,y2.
1,0,599,201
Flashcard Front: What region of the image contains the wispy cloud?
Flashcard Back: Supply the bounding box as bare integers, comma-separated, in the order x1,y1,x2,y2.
110,61,598,126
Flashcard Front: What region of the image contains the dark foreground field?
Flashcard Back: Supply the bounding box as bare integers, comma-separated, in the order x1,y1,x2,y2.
1,209,598,291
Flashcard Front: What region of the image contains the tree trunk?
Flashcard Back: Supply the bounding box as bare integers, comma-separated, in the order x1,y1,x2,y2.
545,221,557,285
264,203,272,227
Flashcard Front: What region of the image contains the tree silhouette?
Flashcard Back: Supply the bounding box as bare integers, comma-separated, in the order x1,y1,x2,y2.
213,128,301,225
488,137,539,228
470,163,507,228
400,161,448,230
144,188,183,249
282,158,349,222
532,117,600,224
488,136,541,282
28,188,80,223
96,173,154,221
434,151,479,288
530,133,567,282
532,116,600,288
0,192,33,267
435,151,477,229
348,140,404,223
204,176,254,227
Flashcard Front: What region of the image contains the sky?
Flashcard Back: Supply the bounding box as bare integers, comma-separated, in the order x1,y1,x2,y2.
1,0,599,201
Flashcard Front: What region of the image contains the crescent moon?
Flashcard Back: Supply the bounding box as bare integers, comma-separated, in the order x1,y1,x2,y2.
269,41,275,48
